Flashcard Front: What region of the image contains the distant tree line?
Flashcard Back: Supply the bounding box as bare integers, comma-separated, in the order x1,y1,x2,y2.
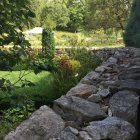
28,0,132,32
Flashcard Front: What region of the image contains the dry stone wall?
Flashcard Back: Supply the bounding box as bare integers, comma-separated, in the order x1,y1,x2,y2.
5,47,140,140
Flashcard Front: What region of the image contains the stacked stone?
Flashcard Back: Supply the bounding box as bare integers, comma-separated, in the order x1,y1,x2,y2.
5,47,140,140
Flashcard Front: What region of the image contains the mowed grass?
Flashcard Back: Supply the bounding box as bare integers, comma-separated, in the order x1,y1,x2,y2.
0,71,55,105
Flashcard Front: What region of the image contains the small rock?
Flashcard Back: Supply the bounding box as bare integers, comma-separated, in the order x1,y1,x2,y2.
66,83,97,98
105,57,118,66
101,106,109,113
97,88,110,98
85,117,137,140
78,131,92,140
58,127,78,140
108,108,113,117
95,66,111,73
88,94,102,103
66,127,79,135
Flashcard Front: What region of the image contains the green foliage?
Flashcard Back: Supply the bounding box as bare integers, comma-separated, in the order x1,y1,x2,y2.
123,0,140,48
42,28,55,61
0,0,35,91
0,0,34,46
64,0,86,32
67,48,102,78
0,105,35,140
86,0,132,31
0,119,19,140
52,48,102,97
4,105,35,123
52,55,80,97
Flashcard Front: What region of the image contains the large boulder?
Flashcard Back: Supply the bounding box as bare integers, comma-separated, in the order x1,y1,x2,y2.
109,90,139,125
53,96,106,125
66,83,97,98
5,106,65,140
84,117,137,140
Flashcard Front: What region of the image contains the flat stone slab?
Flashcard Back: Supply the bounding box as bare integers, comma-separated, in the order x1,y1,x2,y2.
109,90,139,125
85,117,137,140
5,106,65,140
53,96,106,125
66,83,97,98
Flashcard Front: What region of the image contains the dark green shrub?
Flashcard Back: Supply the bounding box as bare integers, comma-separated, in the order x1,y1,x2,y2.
123,0,140,48
42,28,55,60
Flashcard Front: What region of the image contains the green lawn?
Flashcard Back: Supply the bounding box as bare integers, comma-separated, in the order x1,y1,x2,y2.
0,71,55,107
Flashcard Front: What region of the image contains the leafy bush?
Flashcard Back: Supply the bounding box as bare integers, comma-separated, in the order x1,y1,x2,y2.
4,105,35,123
67,48,102,79
52,48,102,98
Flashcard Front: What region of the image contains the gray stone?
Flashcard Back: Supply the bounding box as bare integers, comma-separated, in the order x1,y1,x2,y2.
128,66,140,73
97,88,110,98
110,90,139,125
88,94,102,103
133,48,140,58
104,57,118,66
85,117,137,140
119,73,140,80
5,106,65,140
95,66,111,73
53,96,107,125
101,106,109,113
66,83,97,98
131,58,140,66
58,127,78,140
80,71,100,84
78,131,92,140
66,127,79,135
118,80,140,94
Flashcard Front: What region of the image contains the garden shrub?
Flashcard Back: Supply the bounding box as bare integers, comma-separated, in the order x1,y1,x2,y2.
42,28,55,60
52,48,102,98
67,48,102,79
123,0,140,48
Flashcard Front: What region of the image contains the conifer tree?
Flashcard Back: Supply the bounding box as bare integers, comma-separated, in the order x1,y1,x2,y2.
123,0,140,48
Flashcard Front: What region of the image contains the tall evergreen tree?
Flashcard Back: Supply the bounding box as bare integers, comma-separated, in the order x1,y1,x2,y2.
123,0,140,48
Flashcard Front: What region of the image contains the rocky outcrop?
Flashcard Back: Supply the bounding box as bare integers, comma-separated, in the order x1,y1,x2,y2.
5,47,140,140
